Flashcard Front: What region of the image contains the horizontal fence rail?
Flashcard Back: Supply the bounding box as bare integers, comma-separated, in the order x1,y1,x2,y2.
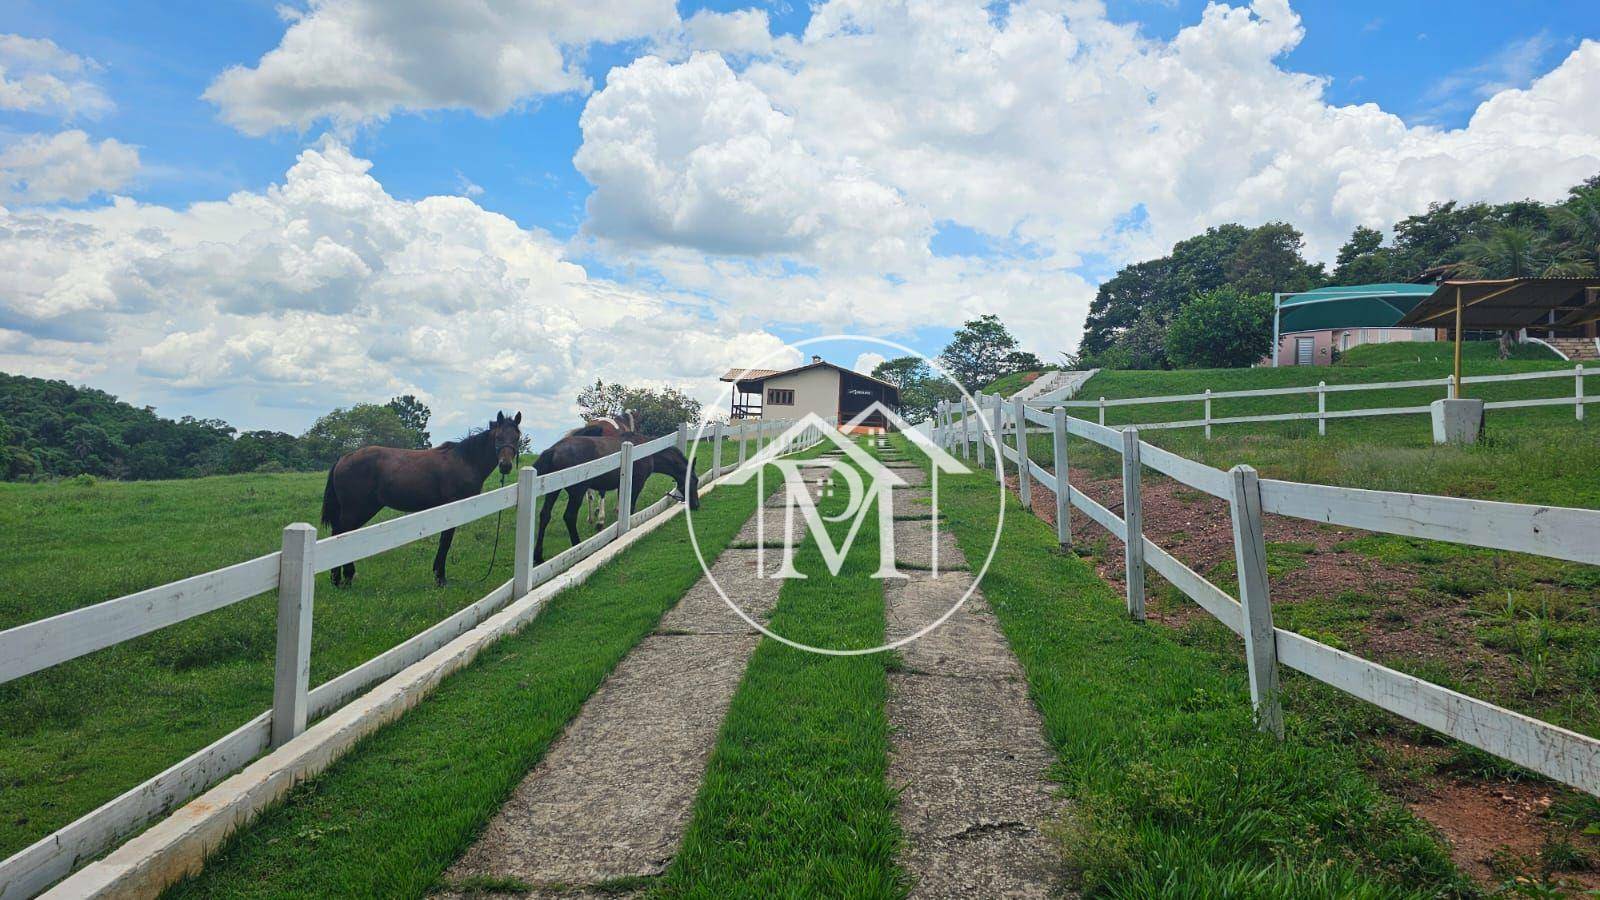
0,417,821,900
1009,364,1590,435
935,394,1600,798
0,553,282,684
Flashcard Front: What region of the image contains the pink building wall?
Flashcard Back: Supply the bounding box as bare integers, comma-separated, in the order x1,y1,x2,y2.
1272,327,1434,366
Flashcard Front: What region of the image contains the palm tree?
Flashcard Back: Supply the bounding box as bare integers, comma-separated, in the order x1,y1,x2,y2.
1549,186,1600,276
1451,226,1594,357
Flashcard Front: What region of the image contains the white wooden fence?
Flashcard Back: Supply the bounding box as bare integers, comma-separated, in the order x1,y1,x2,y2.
991,365,1591,435
0,418,818,900
932,395,1600,797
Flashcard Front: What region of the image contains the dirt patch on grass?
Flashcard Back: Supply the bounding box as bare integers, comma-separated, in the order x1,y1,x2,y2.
1007,469,1417,630
1002,464,1598,894
1411,777,1600,893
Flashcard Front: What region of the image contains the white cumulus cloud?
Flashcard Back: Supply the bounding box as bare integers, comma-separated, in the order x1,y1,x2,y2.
0,130,140,203
0,34,113,118
0,140,789,441
203,0,681,135
571,0,1600,357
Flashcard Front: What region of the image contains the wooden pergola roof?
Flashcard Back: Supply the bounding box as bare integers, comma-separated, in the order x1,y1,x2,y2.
1396,278,1600,330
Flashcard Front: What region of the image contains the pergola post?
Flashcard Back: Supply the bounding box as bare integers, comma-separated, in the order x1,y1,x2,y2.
1453,285,1464,399
1271,292,1281,368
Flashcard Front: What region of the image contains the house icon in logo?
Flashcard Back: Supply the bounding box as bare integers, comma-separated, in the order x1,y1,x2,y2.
722,408,969,579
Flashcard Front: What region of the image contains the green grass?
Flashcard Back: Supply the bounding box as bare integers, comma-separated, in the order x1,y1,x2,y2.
0,438,734,862
930,450,1472,897
982,367,1061,398
162,474,763,898
654,439,903,898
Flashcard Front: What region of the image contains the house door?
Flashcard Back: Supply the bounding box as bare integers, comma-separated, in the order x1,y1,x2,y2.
1295,337,1314,366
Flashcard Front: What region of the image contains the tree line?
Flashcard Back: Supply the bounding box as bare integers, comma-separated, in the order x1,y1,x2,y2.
867,314,1043,422
0,371,436,482
1081,173,1600,370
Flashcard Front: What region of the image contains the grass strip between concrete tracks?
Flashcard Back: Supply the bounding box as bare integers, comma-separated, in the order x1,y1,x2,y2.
933,453,1473,897
653,444,905,898
162,476,765,899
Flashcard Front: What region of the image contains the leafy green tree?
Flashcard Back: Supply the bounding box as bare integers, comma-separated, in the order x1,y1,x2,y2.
1082,258,1171,354
1332,226,1395,285
1001,350,1044,374
301,404,423,466
384,394,432,447
1225,222,1324,295
1550,185,1600,276
228,430,306,473
575,381,702,437
1165,287,1273,369
870,356,959,424
868,356,927,389
939,314,1024,390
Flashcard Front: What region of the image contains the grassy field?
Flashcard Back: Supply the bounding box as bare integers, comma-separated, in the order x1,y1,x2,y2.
656,439,903,897
971,352,1600,889
929,444,1474,896
164,473,766,898
989,342,1587,466
0,436,737,863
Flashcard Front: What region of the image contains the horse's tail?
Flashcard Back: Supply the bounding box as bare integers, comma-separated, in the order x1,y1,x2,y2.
320,460,341,528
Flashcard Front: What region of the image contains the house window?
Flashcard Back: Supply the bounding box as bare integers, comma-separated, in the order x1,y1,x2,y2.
767,388,794,405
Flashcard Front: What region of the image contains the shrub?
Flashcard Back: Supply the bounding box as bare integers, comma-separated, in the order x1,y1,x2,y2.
1165,287,1273,369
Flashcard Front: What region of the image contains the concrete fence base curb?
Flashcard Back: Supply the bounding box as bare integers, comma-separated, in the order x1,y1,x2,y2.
42,474,734,900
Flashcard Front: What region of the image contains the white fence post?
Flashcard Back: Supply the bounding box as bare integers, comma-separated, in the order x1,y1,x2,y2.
616,441,635,537
1578,365,1585,422
1203,389,1212,440
1053,406,1071,549
1120,428,1145,621
271,523,316,749
961,396,973,459
1317,381,1327,436
676,422,689,455
513,466,538,597
1099,396,1107,426
712,422,724,477
1014,395,1031,510
1228,464,1283,738
975,392,988,469
738,422,748,468
991,394,1005,485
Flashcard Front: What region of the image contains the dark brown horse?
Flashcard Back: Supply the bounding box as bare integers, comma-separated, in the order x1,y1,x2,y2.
565,411,637,528
321,411,523,586
532,429,698,564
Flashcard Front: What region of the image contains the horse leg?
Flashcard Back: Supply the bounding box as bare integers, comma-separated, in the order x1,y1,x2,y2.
433,527,456,586
534,493,556,564
629,471,647,517
333,503,379,587
595,490,607,529
563,489,583,547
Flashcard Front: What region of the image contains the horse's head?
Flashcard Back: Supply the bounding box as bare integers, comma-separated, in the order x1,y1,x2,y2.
620,410,638,432
490,411,522,475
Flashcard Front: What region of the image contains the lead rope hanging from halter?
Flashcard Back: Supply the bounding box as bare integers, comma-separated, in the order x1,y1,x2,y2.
469,470,510,584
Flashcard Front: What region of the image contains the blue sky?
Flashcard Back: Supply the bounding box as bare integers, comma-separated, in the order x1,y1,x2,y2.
7,0,1585,219
1,0,1596,438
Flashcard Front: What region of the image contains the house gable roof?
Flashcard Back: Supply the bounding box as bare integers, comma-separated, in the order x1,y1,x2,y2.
719,360,902,396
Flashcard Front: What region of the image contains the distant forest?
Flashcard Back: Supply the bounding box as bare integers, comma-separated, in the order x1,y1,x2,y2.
1081,173,1600,370
0,372,432,482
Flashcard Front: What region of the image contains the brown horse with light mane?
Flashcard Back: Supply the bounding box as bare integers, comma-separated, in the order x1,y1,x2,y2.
321,411,522,586
532,427,697,564
565,411,637,527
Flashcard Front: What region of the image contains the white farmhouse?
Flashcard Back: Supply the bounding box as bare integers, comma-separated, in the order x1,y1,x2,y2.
721,355,902,434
